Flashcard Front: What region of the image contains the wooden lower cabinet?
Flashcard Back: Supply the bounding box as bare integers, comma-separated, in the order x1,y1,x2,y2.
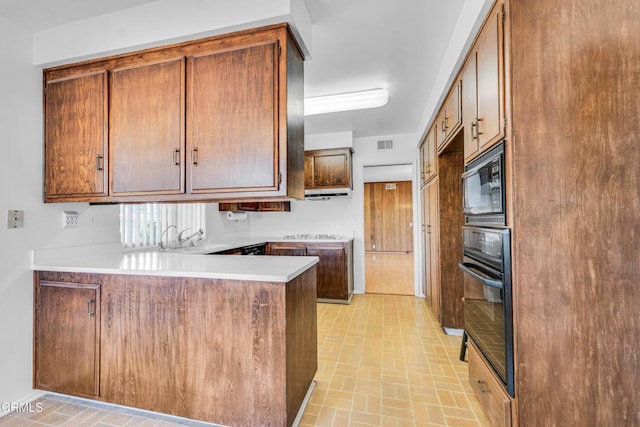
34,279,100,398
34,270,317,427
267,241,354,303
468,339,513,427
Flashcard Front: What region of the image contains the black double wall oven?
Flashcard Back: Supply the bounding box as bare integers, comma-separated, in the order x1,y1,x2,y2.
459,142,514,397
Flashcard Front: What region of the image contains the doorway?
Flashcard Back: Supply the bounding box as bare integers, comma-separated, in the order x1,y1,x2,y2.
363,165,414,295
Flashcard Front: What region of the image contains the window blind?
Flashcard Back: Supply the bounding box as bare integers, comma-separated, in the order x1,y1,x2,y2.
120,203,206,249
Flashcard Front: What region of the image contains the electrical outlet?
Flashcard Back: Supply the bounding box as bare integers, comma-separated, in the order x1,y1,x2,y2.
7,210,24,228
62,211,79,228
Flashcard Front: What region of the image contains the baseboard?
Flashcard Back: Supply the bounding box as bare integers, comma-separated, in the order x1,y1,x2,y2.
292,380,316,427
0,390,47,418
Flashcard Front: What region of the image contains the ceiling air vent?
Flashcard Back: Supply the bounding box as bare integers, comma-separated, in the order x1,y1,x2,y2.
377,139,393,150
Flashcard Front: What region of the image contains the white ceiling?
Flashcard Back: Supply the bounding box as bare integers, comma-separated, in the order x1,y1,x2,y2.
0,0,466,139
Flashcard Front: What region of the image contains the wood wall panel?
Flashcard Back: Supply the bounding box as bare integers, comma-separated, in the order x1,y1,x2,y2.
437,134,464,329
364,181,413,252
509,0,640,424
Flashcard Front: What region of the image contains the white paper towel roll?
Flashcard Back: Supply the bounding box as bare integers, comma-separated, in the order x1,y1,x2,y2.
226,211,248,221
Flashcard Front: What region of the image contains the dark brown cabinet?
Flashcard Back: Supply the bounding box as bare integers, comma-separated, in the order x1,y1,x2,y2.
110,58,185,196
218,201,291,212
304,148,352,190
43,24,304,204
436,81,462,150
420,125,437,186
34,279,100,398
33,269,317,426
462,2,504,162
188,42,278,194
267,241,354,302
44,71,108,201
421,181,440,322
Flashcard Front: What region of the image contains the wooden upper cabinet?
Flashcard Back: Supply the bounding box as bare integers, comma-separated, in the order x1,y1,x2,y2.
44,71,108,201
438,81,462,150
110,58,185,195
305,148,352,189
420,125,437,186
463,1,505,161
188,42,278,194
42,24,304,203
35,280,100,398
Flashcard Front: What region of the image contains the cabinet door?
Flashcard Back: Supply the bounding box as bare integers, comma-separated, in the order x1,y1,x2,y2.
35,281,100,398
304,155,315,188
462,52,479,160
420,140,428,186
425,181,440,321
425,126,437,182
44,71,108,200
307,245,347,300
267,243,307,256
444,81,462,139
110,58,185,195
188,42,279,194
476,4,504,150
100,277,187,414
313,152,350,188
435,109,447,150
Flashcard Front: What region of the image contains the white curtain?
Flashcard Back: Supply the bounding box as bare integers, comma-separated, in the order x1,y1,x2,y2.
120,203,206,249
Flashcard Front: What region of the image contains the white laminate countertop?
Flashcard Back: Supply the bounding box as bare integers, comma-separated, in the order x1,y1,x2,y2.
31,243,319,283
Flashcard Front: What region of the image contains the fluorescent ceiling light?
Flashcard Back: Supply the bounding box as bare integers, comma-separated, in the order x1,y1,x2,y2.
304,88,389,116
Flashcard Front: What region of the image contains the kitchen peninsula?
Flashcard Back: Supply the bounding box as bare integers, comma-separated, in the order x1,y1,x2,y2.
31,245,318,427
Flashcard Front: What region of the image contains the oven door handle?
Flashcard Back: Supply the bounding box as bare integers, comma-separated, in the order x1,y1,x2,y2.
458,262,504,289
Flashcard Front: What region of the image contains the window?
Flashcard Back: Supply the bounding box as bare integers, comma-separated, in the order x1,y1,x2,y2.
119,203,206,249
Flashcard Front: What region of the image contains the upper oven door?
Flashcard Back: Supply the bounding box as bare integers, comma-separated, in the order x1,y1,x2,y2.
462,142,505,218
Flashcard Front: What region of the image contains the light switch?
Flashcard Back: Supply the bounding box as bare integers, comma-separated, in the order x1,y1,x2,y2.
7,210,24,229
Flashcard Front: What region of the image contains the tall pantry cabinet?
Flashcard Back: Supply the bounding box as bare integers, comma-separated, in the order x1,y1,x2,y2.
506,0,640,425
440,0,640,425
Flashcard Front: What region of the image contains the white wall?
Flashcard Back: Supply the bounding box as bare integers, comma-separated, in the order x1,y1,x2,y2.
33,0,312,65
0,16,123,411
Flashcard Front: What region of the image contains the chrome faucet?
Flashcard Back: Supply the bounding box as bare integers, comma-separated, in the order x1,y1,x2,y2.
178,228,204,247
159,225,177,250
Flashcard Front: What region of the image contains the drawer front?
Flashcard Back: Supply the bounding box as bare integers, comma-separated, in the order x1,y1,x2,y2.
468,340,512,427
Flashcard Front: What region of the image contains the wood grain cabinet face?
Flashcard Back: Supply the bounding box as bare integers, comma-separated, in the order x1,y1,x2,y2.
267,242,307,256
42,24,304,203
44,71,108,201
110,58,185,196
437,81,462,150
267,241,353,302
304,148,352,189
420,126,437,186
34,280,100,398
422,181,440,322
188,42,279,194
463,2,505,162
307,245,347,300
468,340,512,427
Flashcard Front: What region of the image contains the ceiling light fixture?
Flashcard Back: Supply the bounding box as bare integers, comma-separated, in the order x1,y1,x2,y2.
304,88,389,116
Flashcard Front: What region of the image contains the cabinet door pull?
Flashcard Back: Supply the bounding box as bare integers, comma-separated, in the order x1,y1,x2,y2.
191,147,199,165
173,148,180,165
95,154,104,171
87,298,96,317
471,120,479,140
476,379,488,394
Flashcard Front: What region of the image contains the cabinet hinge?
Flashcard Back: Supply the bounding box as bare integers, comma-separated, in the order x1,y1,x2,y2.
503,116,508,134
278,44,282,56
501,3,505,24
278,172,282,186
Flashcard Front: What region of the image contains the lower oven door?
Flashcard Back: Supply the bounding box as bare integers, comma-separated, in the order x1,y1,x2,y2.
460,257,514,396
